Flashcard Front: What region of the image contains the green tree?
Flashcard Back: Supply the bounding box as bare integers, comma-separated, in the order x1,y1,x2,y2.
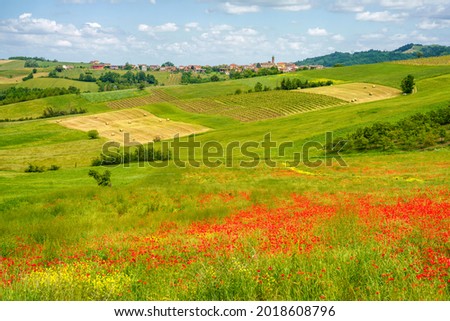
210,74,220,82
124,62,133,70
401,74,415,94
161,61,175,67
87,130,99,139
88,169,112,187
254,82,263,92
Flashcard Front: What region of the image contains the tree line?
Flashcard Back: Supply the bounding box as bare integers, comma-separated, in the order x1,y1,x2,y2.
279,78,333,90
325,106,450,153
91,145,171,166
0,86,80,106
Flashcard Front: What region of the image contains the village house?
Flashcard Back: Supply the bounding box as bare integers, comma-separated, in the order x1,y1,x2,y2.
92,64,105,70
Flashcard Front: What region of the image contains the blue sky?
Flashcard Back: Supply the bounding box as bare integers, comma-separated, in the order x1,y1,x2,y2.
1,0,449,65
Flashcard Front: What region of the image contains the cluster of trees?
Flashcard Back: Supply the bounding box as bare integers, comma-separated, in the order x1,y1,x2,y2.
181,71,206,84
97,71,158,91
325,106,450,153
91,145,171,166
24,164,60,173
229,67,281,79
78,73,97,82
42,106,87,118
9,56,54,62
234,78,333,95
180,71,222,84
0,86,80,106
22,72,34,81
24,60,40,68
48,67,158,91
279,78,333,90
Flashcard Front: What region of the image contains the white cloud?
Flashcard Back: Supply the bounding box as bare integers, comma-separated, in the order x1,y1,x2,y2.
185,22,201,32
222,2,260,14
330,0,368,12
308,27,328,36
0,13,124,59
138,22,178,34
413,32,439,43
361,33,385,40
217,0,311,13
417,19,450,29
332,34,345,41
19,13,32,20
356,11,408,22
85,22,101,29
56,40,73,47
149,0,156,4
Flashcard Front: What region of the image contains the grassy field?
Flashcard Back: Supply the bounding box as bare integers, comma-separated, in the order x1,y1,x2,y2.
0,60,449,301
392,55,450,66
17,78,99,92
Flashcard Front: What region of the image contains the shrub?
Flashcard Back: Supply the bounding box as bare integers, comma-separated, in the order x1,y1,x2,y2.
401,74,415,94
88,169,112,187
87,130,99,139
25,164,46,173
49,165,60,171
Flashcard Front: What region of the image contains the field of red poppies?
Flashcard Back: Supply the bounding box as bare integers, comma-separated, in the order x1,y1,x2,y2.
1,160,449,300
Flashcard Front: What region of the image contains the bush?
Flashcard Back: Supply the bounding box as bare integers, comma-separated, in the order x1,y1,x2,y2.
401,74,415,94
49,165,60,171
88,169,112,187
25,164,46,173
87,130,99,139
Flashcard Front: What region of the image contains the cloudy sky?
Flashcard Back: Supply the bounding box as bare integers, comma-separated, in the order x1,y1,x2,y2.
1,0,449,65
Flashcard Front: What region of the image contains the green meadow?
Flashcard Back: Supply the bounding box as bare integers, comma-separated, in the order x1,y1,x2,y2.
0,60,449,300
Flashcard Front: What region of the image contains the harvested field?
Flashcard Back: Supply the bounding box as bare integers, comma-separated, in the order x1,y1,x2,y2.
392,55,450,66
58,108,209,145
300,82,401,103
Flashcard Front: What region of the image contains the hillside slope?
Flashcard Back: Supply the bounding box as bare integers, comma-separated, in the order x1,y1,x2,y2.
296,43,450,67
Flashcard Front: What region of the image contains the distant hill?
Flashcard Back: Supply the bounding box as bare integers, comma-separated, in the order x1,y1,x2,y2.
295,44,450,67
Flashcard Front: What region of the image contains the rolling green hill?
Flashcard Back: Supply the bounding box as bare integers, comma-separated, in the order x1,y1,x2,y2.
296,43,450,67
17,78,98,92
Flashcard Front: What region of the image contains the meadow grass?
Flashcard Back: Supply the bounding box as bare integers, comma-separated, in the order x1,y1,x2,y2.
0,60,26,70
0,94,109,120
81,88,149,103
17,78,98,92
